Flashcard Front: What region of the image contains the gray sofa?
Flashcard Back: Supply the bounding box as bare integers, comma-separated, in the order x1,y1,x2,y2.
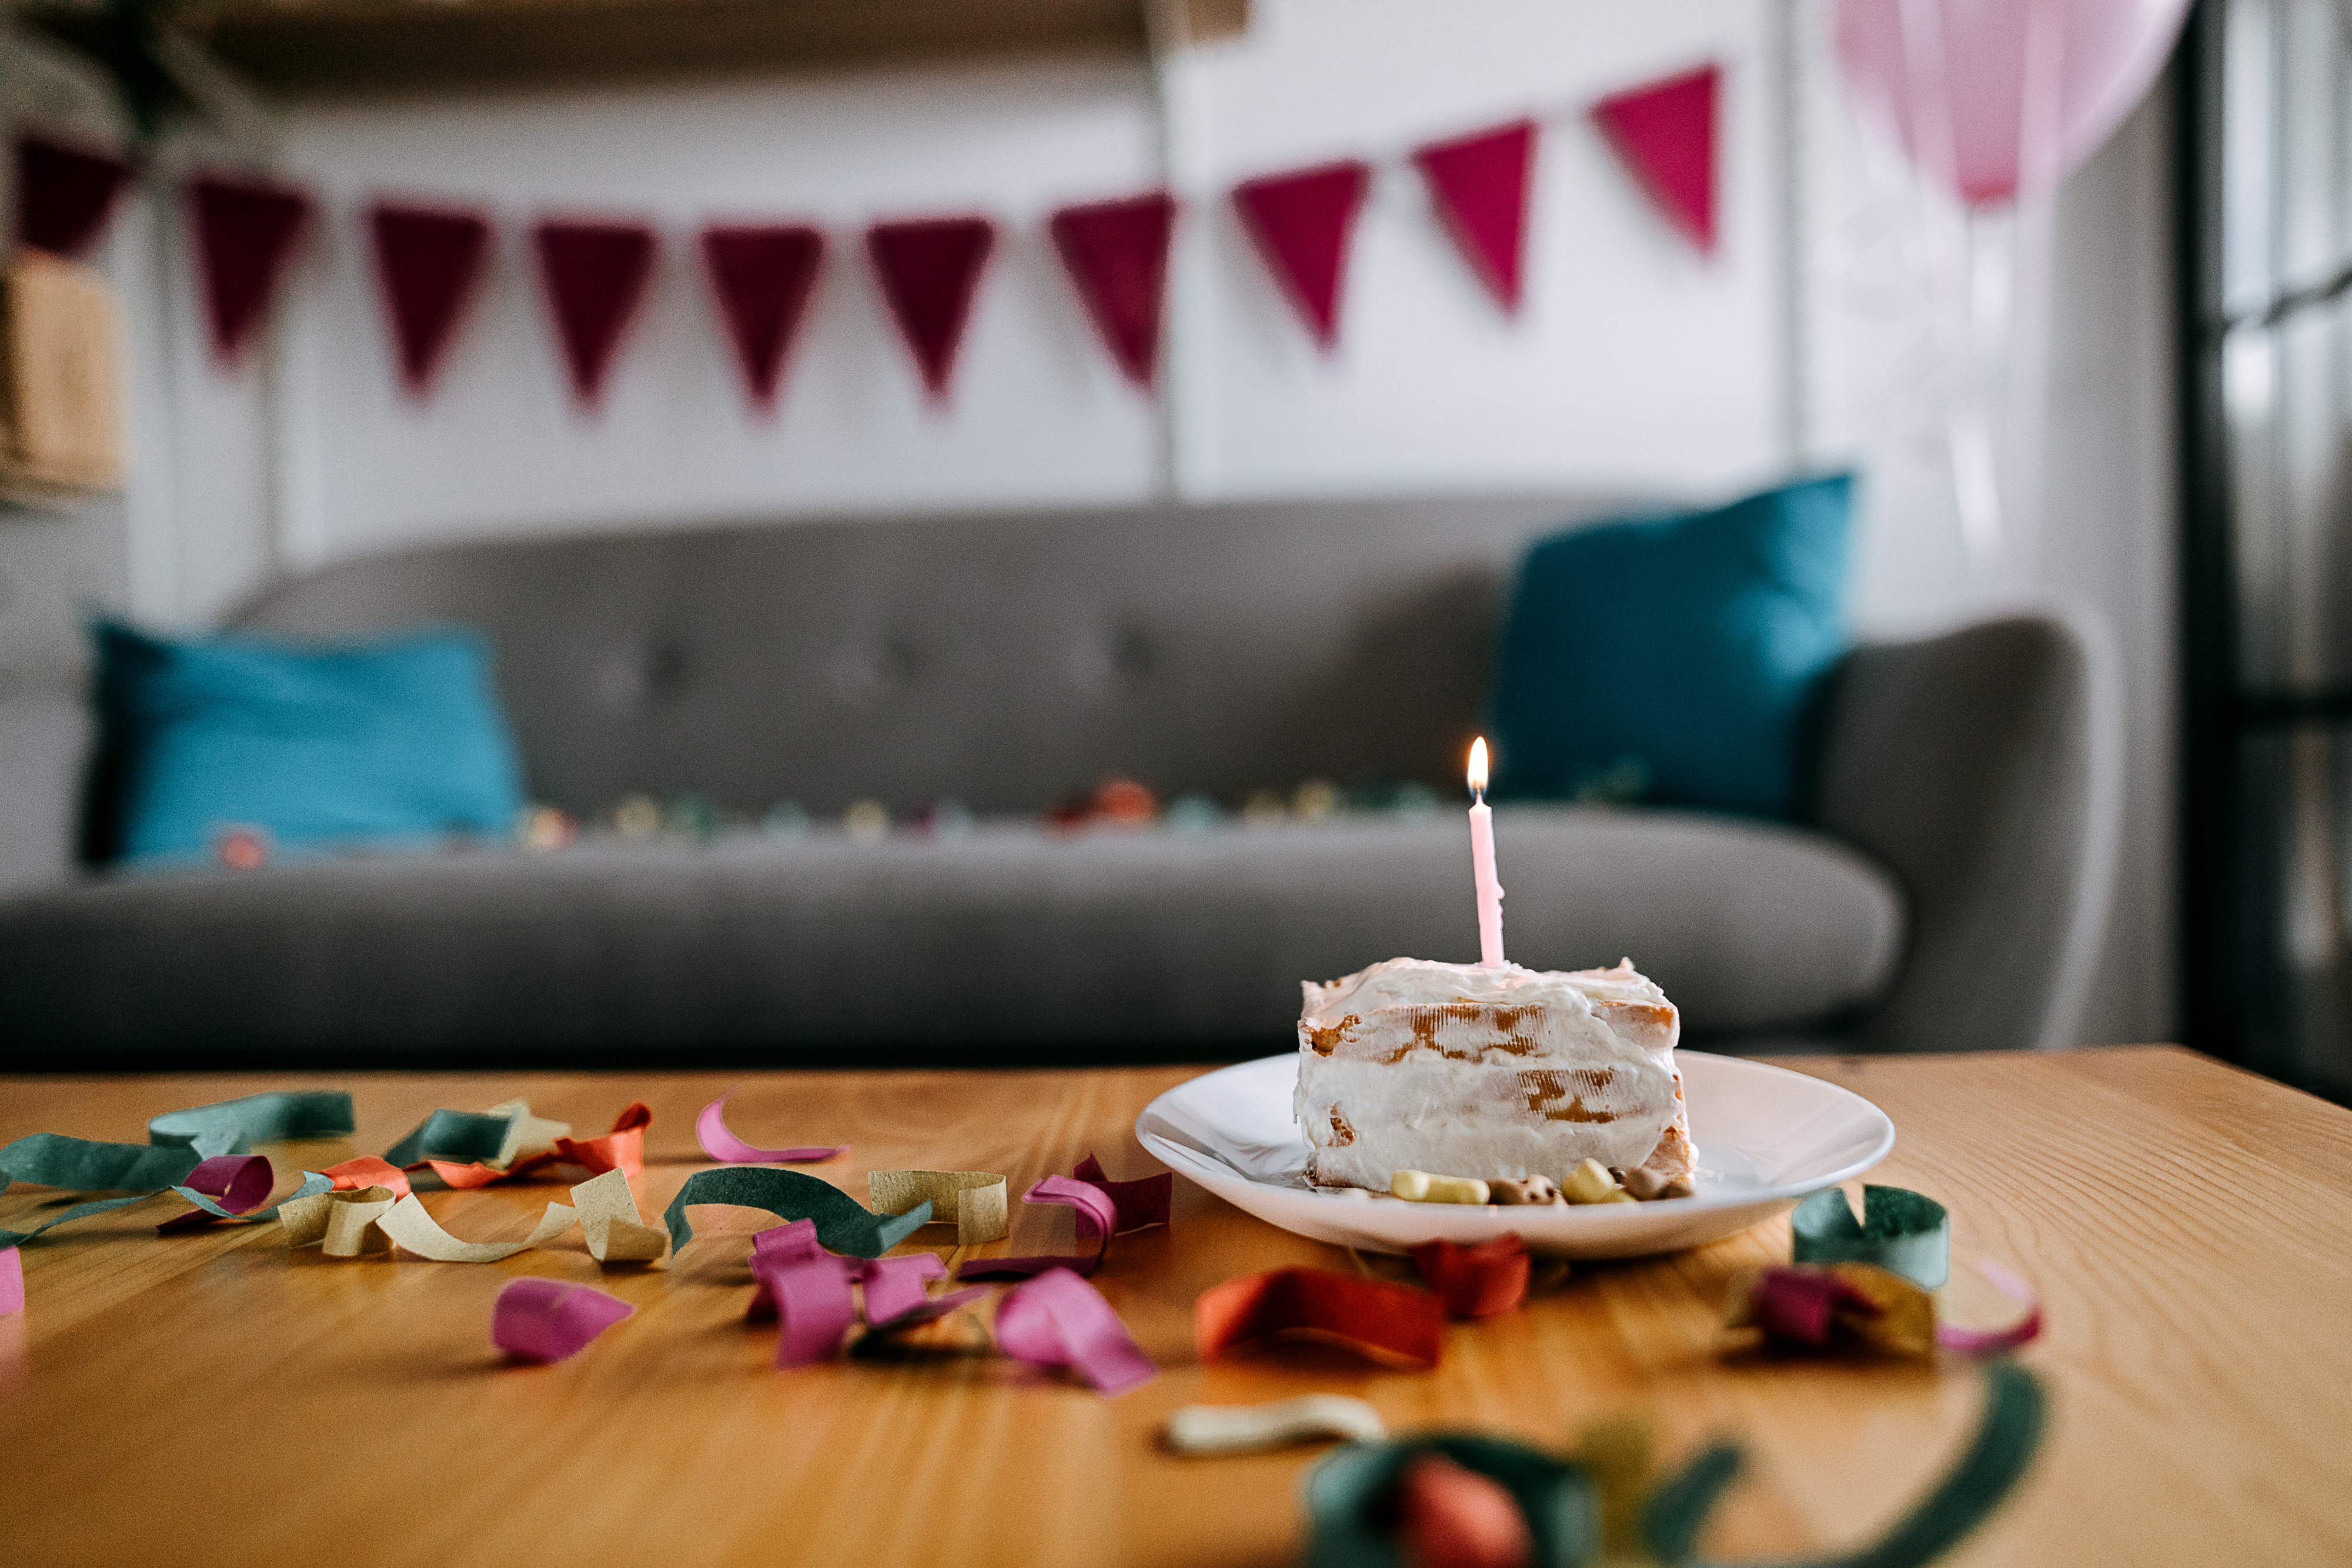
0,497,2117,1067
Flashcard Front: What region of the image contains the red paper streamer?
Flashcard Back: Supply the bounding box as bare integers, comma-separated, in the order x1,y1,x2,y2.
1591,63,1720,253
1231,161,1371,350
866,215,995,401
1196,1266,1446,1368
188,173,315,366
532,218,657,409
699,224,824,410
367,202,492,398
323,1156,411,1198
1412,119,1538,312
15,135,133,260
1048,190,1176,390
1408,1234,1531,1319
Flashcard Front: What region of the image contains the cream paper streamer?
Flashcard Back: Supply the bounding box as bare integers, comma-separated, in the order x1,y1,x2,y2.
867,1169,1008,1246
284,1171,668,1264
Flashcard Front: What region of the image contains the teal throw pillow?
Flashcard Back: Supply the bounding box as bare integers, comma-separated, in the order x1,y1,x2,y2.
1488,473,1853,819
88,620,526,864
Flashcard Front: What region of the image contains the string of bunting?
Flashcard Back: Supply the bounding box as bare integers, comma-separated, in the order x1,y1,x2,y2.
5,62,1718,410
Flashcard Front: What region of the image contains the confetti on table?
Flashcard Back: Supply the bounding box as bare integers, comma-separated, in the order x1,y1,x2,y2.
868,1169,1009,1246
1196,1266,1447,1369
282,1185,403,1255
1408,1234,1531,1319
744,1218,986,1365
147,1091,356,1158
1791,1185,1950,1289
376,1193,582,1263
955,1152,1172,1280
385,1101,652,1188
561,1169,669,1263
322,1156,411,1198
492,1279,633,1363
1164,1395,1387,1455
695,1095,846,1165
158,1155,331,1232
1,1134,210,1248
0,1248,21,1315
993,1266,1157,1394
663,1167,931,1258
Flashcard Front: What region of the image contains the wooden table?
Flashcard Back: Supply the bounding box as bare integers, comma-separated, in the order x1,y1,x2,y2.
1,1046,2347,1566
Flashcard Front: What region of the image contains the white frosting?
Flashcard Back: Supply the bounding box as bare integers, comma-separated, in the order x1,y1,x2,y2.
1293,956,1687,1191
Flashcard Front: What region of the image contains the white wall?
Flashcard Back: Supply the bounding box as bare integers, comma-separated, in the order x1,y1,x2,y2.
0,0,2180,1041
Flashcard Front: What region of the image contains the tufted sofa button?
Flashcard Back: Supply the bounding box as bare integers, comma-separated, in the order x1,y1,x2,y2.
1068,623,1155,697
592,638,688,717
830,636,923,709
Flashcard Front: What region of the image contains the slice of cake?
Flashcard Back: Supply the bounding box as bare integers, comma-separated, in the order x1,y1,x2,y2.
1295,957,1694,1194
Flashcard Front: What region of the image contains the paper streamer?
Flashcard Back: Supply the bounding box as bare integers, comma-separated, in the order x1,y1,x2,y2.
746,1220,985,1364
1164,1396,1387,1456
376,1194,582,1263
159,1156,331,1232
954,1152,1171,1279
1935,1257,2044,1356
148,1091,357,1158
281,1185,401,1255
869,1169,1008,1247
0,1132,206,1248
956,1175,1114,1279
323,1156,411,1198
993,1267,1157,1394
383,1100,649,1187
1197,1267,1447,1369
563,1169,669,1263
492,1279,633,1363
0,1247,20,1315
1408,1234,1531,1319
663,1167,931,1258
694,1096,845,1165
1792,1185,1952,1289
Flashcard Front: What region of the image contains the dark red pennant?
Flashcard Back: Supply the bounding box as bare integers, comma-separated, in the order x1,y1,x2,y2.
1048,191,1176,391
187,173,315,366
698,223,825,410
1592,63,1720,253
15,135,133,260
865,216,995,402
366,202,491,399
531,219,657,409
1413,119,1538,313
1231,161,1370,350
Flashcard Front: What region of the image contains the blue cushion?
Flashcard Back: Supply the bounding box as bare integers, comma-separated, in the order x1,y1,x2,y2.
89,620,526,863
1487,473,1853,819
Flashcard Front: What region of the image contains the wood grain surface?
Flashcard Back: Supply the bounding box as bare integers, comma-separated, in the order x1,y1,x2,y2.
1,1046,2347,1567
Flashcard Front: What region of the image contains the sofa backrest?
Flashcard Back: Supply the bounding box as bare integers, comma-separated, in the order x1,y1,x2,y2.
236,497,1621,815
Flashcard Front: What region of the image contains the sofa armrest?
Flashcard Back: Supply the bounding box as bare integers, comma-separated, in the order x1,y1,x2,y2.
0,688,89,896
1808,612,2122,1053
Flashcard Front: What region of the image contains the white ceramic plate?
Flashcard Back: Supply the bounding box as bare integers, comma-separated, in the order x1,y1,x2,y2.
1135,1051,1895,1259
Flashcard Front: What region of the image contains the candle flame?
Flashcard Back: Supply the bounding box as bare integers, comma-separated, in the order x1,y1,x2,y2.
1467,737,1489,797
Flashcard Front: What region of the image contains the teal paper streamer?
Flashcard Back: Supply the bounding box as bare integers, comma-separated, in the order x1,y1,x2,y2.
1790,1185,1952,1290
148,1092,356,1159
1298,1364,2045,1568
0,1136,203,1250
663,1168,933,1259
1767,1362,2048,1568
168,1169,333,1222
382,1109,513,1169
1643,1443,1743,1564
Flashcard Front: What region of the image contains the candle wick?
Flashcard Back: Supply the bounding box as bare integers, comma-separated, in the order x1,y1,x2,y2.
1472,786,1485,807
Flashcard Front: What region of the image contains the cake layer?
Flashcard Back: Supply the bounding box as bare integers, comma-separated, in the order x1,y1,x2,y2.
1295,957,1692,1191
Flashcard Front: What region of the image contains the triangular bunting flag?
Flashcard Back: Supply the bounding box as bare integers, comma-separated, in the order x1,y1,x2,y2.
866,216,995,402
16,135,134,260
188,173,315,366
1231,161,1370,350
699,224,826,410
1412,119,1537,313
532,219,657,409
1592,63,1720,253
1048,191,1176,391
367,202,492,399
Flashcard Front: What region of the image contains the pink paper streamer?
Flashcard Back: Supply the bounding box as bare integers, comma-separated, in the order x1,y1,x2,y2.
156,1154,276,1232
695,1096,846,1165
491,1278,633,1363
993,1268,1156,1394
1072,1153,1172,1232
958,1176,1117,1280
0,1246,22,1316
1937,1256,2045,1356
858,1253,947,1323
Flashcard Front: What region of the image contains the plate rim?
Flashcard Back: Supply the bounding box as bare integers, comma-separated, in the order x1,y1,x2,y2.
1134,1048,1896,1221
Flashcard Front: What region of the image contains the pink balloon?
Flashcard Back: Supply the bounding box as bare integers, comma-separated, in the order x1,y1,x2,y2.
1835,0,2188,206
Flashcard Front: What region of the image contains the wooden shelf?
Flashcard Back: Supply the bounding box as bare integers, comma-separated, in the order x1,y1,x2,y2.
25,0,1249,99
